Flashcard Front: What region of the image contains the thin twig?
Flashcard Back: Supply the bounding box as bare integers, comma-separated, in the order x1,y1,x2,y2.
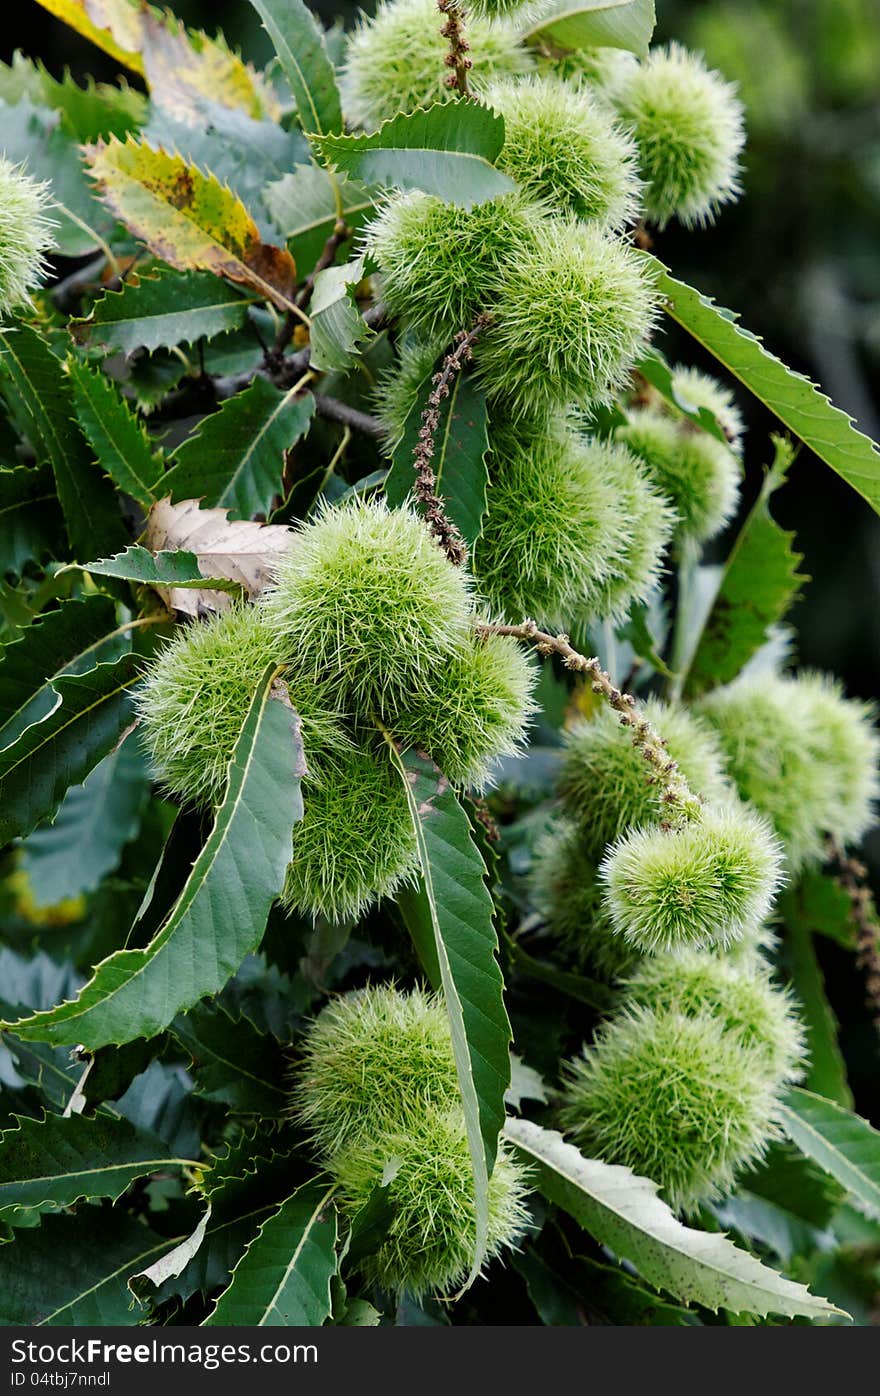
438,0,472,97
413,316,490,564
313,394,383,437
827,837,880,1029
477,619,703,827
270,219,353,359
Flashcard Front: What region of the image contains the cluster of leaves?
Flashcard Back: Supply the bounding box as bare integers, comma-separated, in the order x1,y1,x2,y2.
0,0,878,1329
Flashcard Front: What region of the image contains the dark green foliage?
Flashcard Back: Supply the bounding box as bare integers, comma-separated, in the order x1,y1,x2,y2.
0,0,877,1332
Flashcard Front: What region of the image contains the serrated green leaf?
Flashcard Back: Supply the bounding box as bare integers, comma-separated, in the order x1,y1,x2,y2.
312,102,516,209
263,164,374,275
67,356,164,511
683,437,807,697
0,326,126,562
77,545,242,595
0,52,146,141
247,0,342,138
524,0,656,58
3,669,303,1049
387,366,489,550
172,1003,289,1115
780,1089,880,1219
0,1112,194,1221
20,733,150,907
0,1207,177,1325
0,597,122,748
308,257,370,373
79,269,253,357
0,466,63,579
84,136,299,313
384,741,511,1285
0,654,140,845
163,378,315,518
780,896,853,1108
505,1118,844,1320
650,259,880,516
203,1178,338,1325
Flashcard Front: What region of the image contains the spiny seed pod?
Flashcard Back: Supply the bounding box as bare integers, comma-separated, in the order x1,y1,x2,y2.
558,698,730,859
541,47,640,101
486,74,641,230
375,332,445,451
333,1104,530,1297
475,217,659,415
794,673,880,849
0,157,53,314
262,498,473,721
699,673,879,870
473,420,674,629
282,743,418,923
530,821,640,979
391,629,538,788
559,1005,777,1210
614,43,745,229
136,603,346,810
669,365,745,453
599,805,783,954
341,0,534,130
293,985,459,1158
365,189,545,342
624,949,804,1081
615,407,741,545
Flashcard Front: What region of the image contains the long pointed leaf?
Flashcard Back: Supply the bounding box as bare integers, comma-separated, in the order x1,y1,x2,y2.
779,1088,880,1219
0,1209,178,1325
203,1178,337,1325
0,596,125,751
3,668,304,1048
385,741,510,1284
0,325,126,561
650,259,880,516
505,1118,844,1320
67,356,164,510
163,378,315,519
387,368,489,551
0,654,140,844
247,0,342,137
0,1112,195,1220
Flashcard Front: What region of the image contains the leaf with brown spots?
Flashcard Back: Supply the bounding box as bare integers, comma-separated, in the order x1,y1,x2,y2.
143,497,295,617
84,137,297,312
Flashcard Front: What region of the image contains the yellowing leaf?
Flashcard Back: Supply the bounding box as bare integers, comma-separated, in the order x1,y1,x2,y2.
143,497,295,616
34,0,144,74
139,23,275,124
84,137,298,313
34,1,275,121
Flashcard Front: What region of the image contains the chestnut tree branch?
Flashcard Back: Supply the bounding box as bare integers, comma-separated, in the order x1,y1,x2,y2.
477,619,704,827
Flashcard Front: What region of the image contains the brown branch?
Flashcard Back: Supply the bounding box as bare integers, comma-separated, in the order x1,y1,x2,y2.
477,619,703,828
313,394,383,437
827,837,880,1029
438,0,472,98
413,316,490,565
